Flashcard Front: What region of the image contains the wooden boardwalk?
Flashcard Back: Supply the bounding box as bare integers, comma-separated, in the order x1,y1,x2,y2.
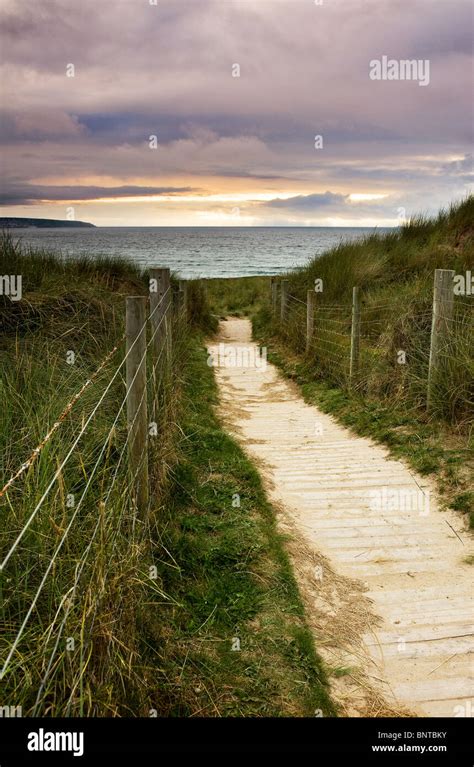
208,318,474,717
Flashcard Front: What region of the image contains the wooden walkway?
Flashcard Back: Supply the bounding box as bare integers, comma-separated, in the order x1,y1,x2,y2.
208,318,474,717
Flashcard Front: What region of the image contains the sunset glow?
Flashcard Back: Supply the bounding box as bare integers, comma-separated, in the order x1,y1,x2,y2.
1,0,472,226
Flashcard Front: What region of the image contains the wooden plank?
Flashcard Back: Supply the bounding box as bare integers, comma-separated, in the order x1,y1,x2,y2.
393,677,474,703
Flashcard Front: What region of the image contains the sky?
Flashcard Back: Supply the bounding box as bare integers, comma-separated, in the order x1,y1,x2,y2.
0,0,472,227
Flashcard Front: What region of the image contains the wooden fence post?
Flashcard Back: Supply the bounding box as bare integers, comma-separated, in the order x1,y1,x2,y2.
149,268,168,357
427,268,454,411
179,280,187,318
306,289,315,353
125,296,149,515
172,285,185,356
159,269,172,370
349,286,361,383
271,278,278,315
280,279,289,324
172,286,180,317
149,267,169,421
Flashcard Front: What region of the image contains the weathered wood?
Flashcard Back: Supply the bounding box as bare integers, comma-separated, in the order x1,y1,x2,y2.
271,278,278,315
208,316,474,718
280,279,289,324
427,269,454,410
178,279,187,317
172,286,180,316
125,296,149,515
149,268,169,357
349,286,361,382
306,289,315,353
178,284,186,316
159,269,172,369
149,268,169,420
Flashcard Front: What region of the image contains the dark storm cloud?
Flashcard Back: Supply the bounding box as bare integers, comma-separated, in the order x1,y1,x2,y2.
259,192,398,222
265,192,349,211
0,183,197,205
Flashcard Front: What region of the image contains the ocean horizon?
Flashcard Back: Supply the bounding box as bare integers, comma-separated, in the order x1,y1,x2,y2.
9,225,392,279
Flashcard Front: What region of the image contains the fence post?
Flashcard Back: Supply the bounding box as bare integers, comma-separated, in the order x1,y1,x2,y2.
172,286,180,317
179,280,187,318
125,296,149,515
349,286,361,383
427,268,454,411
280,279,289,324
149,267,169,421
271,278,278,316
149,268,169,357
306,289,315,353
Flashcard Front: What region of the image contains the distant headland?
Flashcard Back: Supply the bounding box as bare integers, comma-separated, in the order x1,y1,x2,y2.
0,217,96,229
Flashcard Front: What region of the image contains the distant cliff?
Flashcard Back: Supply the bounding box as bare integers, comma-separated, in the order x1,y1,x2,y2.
0,217,96,228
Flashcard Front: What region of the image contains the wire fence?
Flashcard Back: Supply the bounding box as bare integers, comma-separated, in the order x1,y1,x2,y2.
0,272,191,715
271,269,473,423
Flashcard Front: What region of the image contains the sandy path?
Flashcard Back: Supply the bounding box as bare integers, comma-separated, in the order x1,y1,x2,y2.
208,318,474,717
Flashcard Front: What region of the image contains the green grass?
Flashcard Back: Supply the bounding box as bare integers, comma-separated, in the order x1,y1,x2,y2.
205,197,473,424
0,234,197,715
203,196,473,526
3,192,471,716
286,196,473,307
139,338,335,717
202,276,271,319
0,233,334,717
259,197,473,426
0,235,154,715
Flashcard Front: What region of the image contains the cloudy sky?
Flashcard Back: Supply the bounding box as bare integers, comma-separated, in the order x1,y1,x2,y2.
1,0,472,226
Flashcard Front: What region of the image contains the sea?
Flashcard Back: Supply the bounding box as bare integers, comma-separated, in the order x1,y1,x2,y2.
8,226,387,279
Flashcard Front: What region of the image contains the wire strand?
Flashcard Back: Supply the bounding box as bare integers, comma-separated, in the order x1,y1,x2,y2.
0,337,125,500
1,296,169,572
0,314,163,678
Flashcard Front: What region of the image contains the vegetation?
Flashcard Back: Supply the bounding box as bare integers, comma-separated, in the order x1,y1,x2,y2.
1,234,155,715
1,195,471,717
0,234,333,716
204,196,474,526
198,276,270,319
142,340,334,716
